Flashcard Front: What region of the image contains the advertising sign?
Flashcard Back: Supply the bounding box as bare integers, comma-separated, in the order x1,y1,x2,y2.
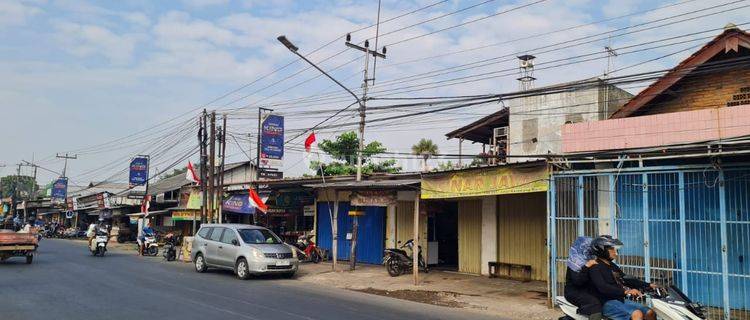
51,178,68,203
222,194,254,215
258,168,283,180
421,164,548,199
350,191,397,207
65,197,79,211
96,193,112,209
172,210,199,221
128,156,149,197
260,114,284,168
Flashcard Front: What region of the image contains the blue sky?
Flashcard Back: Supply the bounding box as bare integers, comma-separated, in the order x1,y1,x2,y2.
1,0,748,186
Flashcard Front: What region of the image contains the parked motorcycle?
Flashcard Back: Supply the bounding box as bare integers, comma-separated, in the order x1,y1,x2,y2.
142,231,159,256
557,285,706,320
89,227,109,256
383,239,428,277
292,235,322,263
162,233,177,261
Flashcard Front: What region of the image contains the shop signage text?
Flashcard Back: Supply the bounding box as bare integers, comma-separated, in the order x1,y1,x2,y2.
421,165,548,199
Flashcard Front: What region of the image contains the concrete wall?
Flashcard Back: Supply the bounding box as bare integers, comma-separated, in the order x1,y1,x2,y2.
562,104,750,153
507,85,610,162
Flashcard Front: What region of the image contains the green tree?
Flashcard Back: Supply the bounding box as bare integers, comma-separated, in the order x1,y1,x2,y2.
1,175,39,199
311,131,400,176
411,138,439,171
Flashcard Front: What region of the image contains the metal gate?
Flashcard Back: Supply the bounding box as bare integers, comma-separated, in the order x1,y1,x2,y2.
549,166,750,320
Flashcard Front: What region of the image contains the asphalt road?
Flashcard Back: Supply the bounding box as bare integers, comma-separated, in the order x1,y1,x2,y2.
0,239,502,320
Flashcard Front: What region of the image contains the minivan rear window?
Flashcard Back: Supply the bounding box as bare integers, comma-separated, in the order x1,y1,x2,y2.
198,227,212,239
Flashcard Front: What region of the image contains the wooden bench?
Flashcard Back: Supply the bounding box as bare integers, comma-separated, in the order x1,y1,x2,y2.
488,262,532,282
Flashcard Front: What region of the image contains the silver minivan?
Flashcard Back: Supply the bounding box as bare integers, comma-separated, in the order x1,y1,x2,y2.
192,224,298,279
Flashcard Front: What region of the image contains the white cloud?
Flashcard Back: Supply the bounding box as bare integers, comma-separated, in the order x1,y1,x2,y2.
181,0,229,7
54,22,144,65
0,0,41,28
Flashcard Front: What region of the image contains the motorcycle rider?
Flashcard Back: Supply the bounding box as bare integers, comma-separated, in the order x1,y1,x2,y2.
564,236,602,320
588,235,657,320
86,221,98,248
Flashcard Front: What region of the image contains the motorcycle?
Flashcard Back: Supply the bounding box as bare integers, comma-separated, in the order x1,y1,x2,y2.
383,239,428,277
292,235,322,263
142,231,159,256
557,285,706,320
162,233,177,261
89,228,109,256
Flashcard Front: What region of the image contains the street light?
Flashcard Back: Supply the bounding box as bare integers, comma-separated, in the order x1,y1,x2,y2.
276,35,298,52
276,35,359,103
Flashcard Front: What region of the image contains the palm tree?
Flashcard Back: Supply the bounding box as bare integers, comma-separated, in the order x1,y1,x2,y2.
411,138,439,171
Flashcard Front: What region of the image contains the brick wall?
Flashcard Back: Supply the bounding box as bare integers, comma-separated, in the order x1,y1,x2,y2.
638,51,750,116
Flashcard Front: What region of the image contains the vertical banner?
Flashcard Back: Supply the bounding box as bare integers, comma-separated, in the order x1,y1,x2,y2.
260,114,284,168
51,178,68,204
128,156,149,198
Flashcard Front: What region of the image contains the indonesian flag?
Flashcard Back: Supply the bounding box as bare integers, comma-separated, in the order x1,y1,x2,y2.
186,161,201,185
248,188,268,214
304,132,317,152
303,132,318,174
141,195,151,217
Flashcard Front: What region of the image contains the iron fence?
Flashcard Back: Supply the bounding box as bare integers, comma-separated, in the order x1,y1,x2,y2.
549,166,750,320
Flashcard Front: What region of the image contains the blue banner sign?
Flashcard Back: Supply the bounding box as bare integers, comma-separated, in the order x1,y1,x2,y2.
260,114,284,167
128,157,149,187
222,194,255,215
51,178,68,202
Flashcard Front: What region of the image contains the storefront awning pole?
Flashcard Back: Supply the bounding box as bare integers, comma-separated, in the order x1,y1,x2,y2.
413,192,420,285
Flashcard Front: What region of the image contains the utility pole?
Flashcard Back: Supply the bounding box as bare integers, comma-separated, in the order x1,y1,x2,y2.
344,33,386,271
55,153,77,177
200,110,208,225
208,111,217,223
194,115,202,235
218,115,227,224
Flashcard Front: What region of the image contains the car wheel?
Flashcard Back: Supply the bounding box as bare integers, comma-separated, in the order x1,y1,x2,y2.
26,255,33,264
194,253,207,273
236,258,250,280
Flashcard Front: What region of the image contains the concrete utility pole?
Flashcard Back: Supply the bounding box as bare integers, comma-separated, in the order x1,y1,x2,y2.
200,110,208,225
218,115,227,224
55,153,77,177
344,33,386,271
208,111,216,223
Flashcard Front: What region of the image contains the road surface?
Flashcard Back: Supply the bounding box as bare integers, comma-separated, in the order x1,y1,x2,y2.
0,239,502,320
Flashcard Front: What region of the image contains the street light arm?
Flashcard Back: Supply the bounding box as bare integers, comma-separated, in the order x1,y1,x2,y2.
278,35,361,106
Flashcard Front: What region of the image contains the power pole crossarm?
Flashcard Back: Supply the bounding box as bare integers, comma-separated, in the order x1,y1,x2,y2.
55,153,78,177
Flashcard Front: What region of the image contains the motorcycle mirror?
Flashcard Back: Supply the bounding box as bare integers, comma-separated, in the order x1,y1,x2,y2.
232,239,239,246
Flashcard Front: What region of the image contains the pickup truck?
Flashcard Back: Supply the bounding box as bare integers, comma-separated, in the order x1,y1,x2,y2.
0,229,38,264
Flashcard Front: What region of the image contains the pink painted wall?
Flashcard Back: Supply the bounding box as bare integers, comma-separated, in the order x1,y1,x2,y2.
562,104,750,153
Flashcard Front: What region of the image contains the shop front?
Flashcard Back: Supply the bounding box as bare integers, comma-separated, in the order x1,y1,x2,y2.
421,162,549,279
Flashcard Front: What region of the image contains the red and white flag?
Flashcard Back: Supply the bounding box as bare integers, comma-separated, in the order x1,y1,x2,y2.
304,132,317,152
248,188,268,214
186,161,201,185
141,195,151,217
303,132,319,174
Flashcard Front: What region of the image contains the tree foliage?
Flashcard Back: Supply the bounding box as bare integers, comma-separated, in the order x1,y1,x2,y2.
1,175,39,198
411,138,439,159
312,131,400,176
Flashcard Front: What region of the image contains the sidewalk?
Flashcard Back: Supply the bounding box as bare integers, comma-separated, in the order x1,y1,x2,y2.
296,262,563,319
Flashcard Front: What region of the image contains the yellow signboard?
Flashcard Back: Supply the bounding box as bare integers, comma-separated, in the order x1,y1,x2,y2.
172,210,199,221
421,165,548,199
